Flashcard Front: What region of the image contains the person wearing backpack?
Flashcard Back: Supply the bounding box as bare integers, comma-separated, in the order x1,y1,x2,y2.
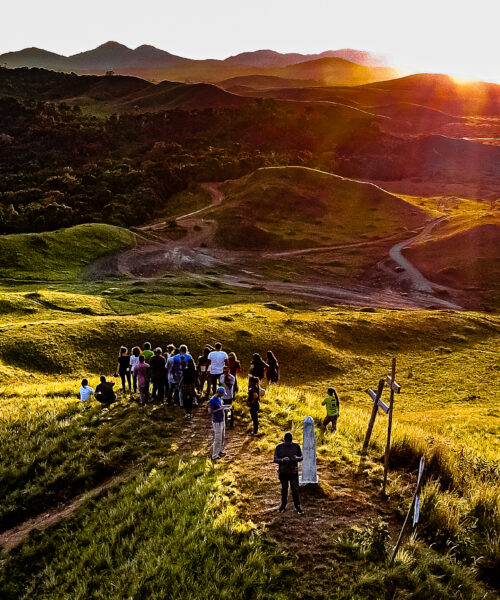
220,365,236,428
322,386,340,432
209,387,229,460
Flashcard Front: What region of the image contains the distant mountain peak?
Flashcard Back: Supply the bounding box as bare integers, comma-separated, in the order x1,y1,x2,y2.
96,41,131,49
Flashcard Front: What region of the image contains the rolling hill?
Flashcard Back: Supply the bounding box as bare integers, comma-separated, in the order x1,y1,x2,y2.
0,224,137,281
218,75,323,90
119,82,252,111
403,215,500,293
211,166,429,250
223,48,388,67
336,134,500,189
0,42,398,86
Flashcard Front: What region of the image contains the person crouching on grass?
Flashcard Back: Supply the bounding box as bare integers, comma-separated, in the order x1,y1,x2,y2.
95,376,117,405
322,386,340,432
79,378,94,402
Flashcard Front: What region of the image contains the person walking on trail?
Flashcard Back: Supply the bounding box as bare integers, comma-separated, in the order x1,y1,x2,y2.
116,346,131,393
166,348,179,405
274,432,304,514
247,376,263,435
172,345,191,407
135,355,150,405
220,365,236,428
209,387,229,460
95,376,117,405
266,350,279,384
149,347,166,403
208,342,228,396
197,347,211,400
322,386,340,432
130,346,141,393
182,358,198,419
141,342,154,363
250,353,269,381
227,351,241,394
79,378,94,402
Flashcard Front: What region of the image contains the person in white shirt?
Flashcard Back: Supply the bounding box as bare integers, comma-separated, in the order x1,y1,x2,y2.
129,346,141,393
208,342,228,396
79,378,94,402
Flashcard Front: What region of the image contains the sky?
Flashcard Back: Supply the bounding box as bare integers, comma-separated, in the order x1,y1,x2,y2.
2,0,500,82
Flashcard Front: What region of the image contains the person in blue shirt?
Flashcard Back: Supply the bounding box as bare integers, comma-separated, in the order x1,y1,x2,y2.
171,344,192,407
209,387,228,460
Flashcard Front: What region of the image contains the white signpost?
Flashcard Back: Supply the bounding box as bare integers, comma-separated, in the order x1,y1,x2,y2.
390,456,426,564
299,416,318,485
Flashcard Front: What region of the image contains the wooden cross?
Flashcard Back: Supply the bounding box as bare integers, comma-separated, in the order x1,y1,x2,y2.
361,358,401,496
362,378,386,454
383,358,401,496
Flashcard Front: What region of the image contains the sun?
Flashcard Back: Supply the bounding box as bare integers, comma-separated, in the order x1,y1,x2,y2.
450,75,480,85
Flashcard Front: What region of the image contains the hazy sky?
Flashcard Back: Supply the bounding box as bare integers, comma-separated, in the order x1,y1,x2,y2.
2,0,500,81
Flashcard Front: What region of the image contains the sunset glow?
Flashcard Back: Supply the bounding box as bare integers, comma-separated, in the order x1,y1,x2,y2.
3,0,500,83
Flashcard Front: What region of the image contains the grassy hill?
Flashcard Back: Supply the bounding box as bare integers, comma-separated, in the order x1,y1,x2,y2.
404,214,500,297
0,298,498,598
213,167,430,250
0,224,136,281
218,75,323,90
120,82,252,111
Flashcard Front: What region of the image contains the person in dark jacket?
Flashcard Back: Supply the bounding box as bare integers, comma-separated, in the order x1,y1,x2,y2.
266,350,279,384
149,347,166,403
182,358,198,418
116,346,131,393
95,376,117,405
273,432,303,514
247,376,263,435
197,347,211,400
250,353,268,381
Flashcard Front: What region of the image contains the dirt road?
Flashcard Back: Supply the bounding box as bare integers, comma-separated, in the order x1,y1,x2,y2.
107,183,462,310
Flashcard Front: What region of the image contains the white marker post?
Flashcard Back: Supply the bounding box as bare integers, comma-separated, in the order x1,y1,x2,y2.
299,416,318,485
390,456,425,565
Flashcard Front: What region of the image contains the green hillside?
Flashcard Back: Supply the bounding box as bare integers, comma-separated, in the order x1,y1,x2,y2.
215,167,430,249
0,224,136,281
0,299,498,598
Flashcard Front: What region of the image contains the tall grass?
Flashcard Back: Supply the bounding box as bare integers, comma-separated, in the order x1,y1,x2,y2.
251,383,500,586
0,459,293,600
0,380,179,530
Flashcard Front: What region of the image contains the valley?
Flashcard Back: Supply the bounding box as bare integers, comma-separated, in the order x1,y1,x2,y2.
0,46,499,599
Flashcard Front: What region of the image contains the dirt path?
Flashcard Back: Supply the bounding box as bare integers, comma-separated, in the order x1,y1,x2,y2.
99,182,463,309
0,469,134,552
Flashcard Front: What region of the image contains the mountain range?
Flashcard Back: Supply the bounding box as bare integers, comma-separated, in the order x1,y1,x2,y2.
0,42,396,85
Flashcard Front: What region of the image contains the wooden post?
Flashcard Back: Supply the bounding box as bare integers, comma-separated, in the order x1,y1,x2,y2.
390,457,425,565
362,378,385,453
383,358,398,495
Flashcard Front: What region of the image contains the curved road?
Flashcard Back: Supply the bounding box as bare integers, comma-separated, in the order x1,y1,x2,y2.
110,183,462,310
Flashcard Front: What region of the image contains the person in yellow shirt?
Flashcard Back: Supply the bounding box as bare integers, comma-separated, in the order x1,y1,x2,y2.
322,387,340,432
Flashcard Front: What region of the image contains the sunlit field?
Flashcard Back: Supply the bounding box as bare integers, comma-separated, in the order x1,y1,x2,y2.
0,291,498,598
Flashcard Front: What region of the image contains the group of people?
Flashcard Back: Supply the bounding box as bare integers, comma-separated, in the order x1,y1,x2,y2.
79,341,280,430
78,339,342,515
